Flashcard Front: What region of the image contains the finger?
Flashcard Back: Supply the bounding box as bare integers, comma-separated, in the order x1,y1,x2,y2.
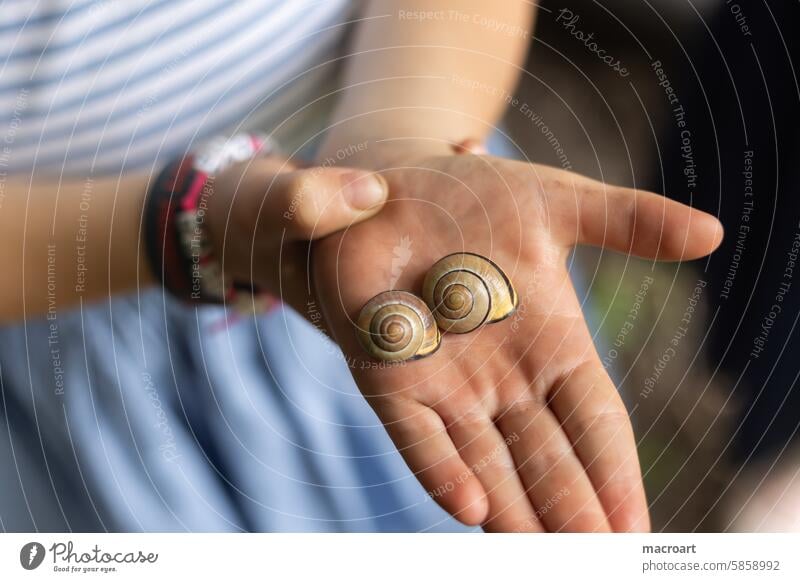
548,362,651,532
447,416,544,532
452,138,488,155
248,155,297,174
374,399,489,527
497,401,612,532
260,167,389,240
551,172,723,260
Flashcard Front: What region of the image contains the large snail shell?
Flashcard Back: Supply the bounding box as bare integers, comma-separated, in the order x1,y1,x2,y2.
356,291,441,362
422,252,518,334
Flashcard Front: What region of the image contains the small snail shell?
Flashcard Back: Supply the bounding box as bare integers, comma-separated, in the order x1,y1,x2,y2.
356,291,441,362
422,252,518,334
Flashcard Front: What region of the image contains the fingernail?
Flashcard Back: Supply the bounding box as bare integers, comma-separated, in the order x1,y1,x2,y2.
453,138,488,155
342,171,387,210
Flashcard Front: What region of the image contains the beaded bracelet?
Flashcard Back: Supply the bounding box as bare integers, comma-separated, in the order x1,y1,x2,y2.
144,133,273,306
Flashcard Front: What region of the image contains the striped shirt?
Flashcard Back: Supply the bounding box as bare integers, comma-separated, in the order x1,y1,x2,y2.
1,0,354,175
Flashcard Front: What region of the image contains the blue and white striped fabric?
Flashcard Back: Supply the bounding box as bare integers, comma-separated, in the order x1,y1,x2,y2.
0,0,469,532
1,0,352,173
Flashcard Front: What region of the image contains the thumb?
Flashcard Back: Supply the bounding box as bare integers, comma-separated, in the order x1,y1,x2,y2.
552,171,724,261
266,167,388,240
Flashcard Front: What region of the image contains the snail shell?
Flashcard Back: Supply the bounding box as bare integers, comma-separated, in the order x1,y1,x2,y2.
422,252,518,334
356,291,441,362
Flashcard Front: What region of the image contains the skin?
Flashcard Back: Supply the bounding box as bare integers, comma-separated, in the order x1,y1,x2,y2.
309,150,723,531
211,142,721,532
0,0,724,532
0,173,153,321
0,158,388,323
286,0,722,531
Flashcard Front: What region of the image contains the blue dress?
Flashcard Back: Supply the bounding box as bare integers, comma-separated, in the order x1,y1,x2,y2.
0,0,469,532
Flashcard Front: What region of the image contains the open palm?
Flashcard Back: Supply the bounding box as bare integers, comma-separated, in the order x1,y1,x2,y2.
312,153,722,532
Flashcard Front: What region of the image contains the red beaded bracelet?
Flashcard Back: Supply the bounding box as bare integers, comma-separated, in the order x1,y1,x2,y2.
145,134,275,309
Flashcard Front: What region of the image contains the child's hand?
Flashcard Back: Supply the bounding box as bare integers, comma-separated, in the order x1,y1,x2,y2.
206,153,388,317
311,148,723,532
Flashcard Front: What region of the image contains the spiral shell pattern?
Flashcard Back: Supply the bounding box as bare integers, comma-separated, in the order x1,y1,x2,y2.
356,291,441,362
423,253,518,334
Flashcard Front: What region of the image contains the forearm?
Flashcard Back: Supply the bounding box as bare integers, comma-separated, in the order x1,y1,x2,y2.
321,0,536,160
0,174,153,322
